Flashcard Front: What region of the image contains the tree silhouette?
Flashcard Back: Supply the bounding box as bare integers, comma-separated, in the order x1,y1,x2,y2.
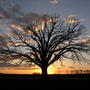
0,15,90,79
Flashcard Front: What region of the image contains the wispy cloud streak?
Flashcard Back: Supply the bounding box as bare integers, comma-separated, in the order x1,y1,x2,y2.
65,14,86,23
50,0,58,4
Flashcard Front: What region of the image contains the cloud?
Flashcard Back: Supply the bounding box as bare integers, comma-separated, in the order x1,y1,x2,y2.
8,12,44,32
0,0,3,4
79,19,86,22
78,67,84,69
0,63,14,67
0,25,6,28
0,62,40,70
0,2,53,33
65,19,77,23
67,14,77,18
0,3,44,32
50,0,58,4
68,66,75,69
13,67,40,70
4,28,11,31
0,7,11,20
0,5,48,47
0,67,40,71
8,3,21,13
0,0,6,4
10,24,23,31
65,14,86,23
31,0,41,2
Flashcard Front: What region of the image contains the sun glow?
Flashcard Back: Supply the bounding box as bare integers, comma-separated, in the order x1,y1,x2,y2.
47,69,54,74
33,65,55,74
34,68,55,74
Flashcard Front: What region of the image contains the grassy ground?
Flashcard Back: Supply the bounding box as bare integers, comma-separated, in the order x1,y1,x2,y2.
0,74,90,79
0,74,90,89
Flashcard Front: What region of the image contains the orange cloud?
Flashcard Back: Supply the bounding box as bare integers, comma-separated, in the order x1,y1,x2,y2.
4,20,9,24
79,19,86,22
67,14,77,18
65,14,86,24
50,0,58,4
65,18,86,24
10,24,23,31
0,25,6,28
5,28,11,31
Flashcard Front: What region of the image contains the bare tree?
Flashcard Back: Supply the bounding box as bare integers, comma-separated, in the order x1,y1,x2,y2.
0,15,90,79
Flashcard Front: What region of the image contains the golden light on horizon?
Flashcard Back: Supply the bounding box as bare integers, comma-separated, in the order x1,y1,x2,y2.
47,69,54,74
33,68,55,74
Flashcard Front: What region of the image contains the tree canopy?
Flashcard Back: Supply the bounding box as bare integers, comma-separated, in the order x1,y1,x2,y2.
0,15,90,78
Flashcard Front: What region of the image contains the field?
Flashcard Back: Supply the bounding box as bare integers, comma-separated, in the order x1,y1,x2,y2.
0,74,90,89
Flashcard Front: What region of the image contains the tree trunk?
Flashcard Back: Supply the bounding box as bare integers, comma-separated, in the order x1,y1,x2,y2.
41,66,49,80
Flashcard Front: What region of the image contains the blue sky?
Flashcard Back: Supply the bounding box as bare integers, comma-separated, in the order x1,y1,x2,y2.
0,0,90,74
0,0,90,33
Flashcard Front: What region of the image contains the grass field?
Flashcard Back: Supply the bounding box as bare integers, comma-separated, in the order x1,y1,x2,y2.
0,74,90,89
0,73,90,79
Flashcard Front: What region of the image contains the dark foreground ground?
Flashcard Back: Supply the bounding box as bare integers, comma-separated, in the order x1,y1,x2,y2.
0,74,90,89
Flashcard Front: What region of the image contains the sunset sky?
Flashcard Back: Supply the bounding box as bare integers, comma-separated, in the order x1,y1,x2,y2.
0,0,90,74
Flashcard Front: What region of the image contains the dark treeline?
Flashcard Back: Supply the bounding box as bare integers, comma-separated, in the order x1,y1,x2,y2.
70,70,90,74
